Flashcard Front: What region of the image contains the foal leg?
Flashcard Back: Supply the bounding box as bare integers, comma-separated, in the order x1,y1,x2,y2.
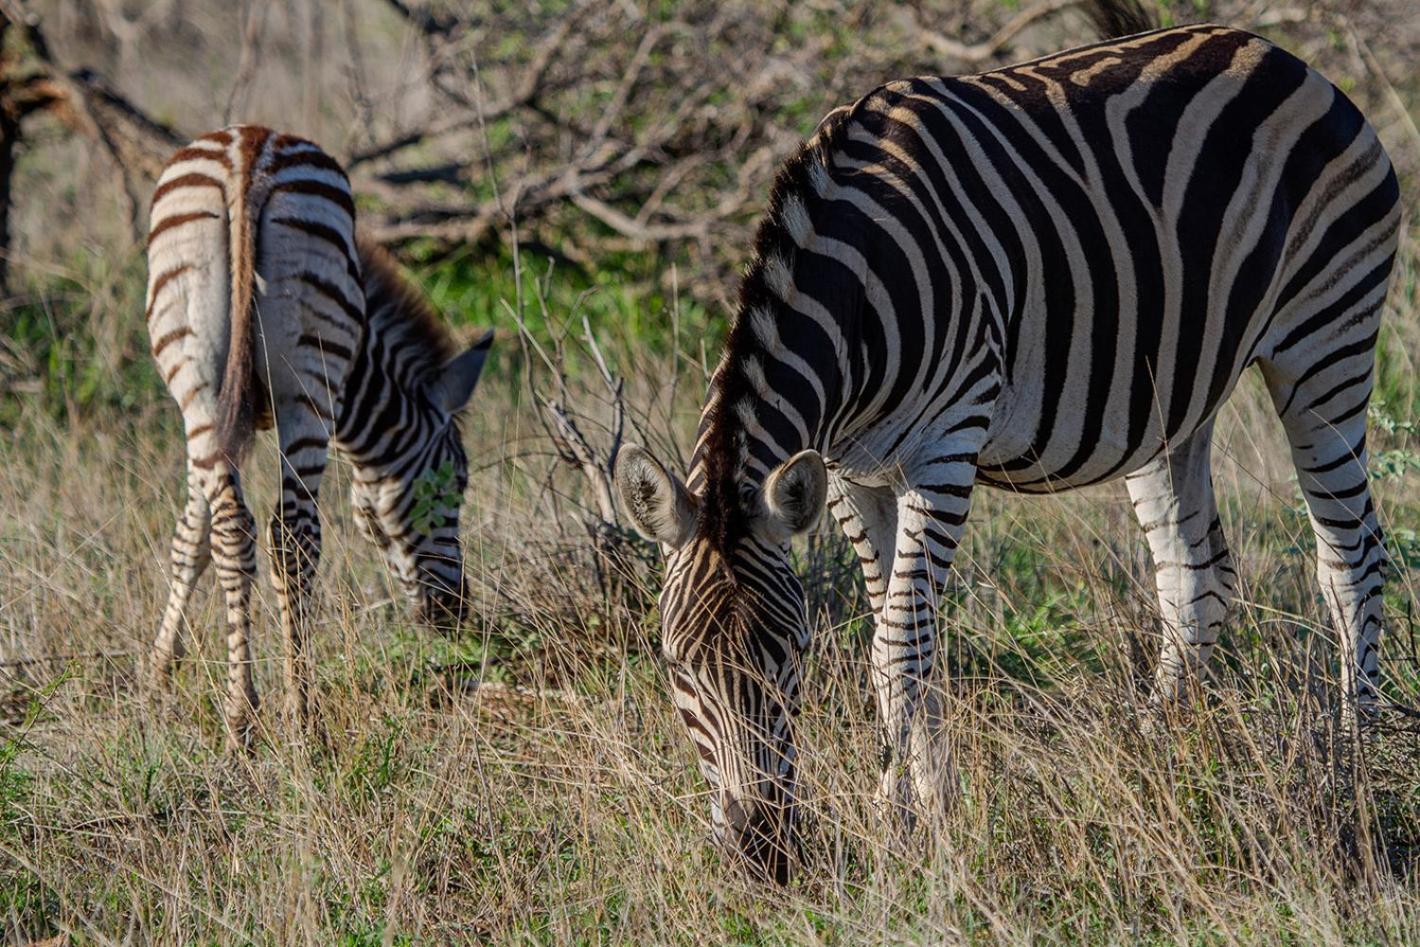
148,464,212,693
198,464,261,751
257,187,357,732
267,403,332,733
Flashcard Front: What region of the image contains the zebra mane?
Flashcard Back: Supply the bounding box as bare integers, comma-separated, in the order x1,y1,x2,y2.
695,105,854,554
356,237,459,390
1080,0,1160,39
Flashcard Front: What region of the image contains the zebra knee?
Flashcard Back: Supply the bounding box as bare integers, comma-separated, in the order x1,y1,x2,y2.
204,476,257,576
1153,559,1233,699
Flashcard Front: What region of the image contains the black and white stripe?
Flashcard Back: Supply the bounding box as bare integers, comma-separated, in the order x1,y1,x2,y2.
616,15,1400,877
145,125,493,748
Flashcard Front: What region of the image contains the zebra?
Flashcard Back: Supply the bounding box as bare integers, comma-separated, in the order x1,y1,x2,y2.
614,9,1401,880
145,125,493,748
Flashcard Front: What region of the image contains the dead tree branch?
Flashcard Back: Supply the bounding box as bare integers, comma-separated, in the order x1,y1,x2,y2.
0,0,183,240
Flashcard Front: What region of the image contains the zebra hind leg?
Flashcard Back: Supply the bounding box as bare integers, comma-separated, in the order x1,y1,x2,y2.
1262,344,1386,730
268,422,329,736
1126,421,1236,710
147,465,213,694
199,464,261,751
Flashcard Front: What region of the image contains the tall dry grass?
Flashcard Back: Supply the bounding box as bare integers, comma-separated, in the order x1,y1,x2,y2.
2,233,1420,944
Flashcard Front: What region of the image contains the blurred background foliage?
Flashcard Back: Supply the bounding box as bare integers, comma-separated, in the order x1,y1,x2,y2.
1,0,1418,426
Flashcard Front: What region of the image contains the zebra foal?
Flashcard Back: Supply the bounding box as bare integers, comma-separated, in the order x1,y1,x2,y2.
615,8,1401,880
145,126,493,748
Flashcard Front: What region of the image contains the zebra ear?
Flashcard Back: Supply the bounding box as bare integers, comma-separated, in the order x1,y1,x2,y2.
615,443,697,549
433,329,494,415
759,449,827,541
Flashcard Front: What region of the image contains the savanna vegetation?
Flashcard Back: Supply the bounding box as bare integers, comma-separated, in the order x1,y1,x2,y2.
2,0,1419,942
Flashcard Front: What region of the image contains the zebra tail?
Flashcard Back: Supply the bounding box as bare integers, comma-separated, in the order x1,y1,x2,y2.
1080,0,1161,39
215,167,263,466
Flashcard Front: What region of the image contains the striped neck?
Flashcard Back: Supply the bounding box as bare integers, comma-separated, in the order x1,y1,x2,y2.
687,284,843,551
334,243,455,474
687,113,861,548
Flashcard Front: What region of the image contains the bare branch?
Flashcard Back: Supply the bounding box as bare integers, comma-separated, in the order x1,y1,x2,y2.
0,0,183,237
347,11,578,168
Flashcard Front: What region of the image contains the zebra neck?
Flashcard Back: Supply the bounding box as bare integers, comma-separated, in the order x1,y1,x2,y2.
686,359,821,503
334,244,458,473
332,327,440,473
689,409,808,493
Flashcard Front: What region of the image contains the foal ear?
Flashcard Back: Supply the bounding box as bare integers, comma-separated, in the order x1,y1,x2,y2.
432,329,494,415
759,449,828,541
614,443,698,549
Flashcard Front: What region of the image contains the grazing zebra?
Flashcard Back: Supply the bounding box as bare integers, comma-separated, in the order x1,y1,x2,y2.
145,126,493,748
614,9,1401,880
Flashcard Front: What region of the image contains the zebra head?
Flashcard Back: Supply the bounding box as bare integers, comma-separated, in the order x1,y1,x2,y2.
351,332,493,630
615,443,828,882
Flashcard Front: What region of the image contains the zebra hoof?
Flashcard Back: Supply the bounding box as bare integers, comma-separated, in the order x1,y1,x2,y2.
142,669,174,707
875,767,920,840
1338,699,1381,740
223,726,257,757
875,755,955,843
281,695,327,750
142,650,181,699
223,694,261,755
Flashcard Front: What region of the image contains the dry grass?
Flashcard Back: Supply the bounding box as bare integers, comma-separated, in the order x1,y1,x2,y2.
3,1,1420,943
3,238,1420,944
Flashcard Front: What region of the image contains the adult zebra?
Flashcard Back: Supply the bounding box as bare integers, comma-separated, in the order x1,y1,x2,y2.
614,8,1401,880
145,126,493,748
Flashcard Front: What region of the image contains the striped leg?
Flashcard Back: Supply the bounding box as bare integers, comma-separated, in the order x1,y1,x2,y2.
826,476,897,619
200,465,261,750
148,464,212,692
256,176,358,727
872,456,974,819
268,425,327,731
1264,347,1386,726
1126,422,1236,705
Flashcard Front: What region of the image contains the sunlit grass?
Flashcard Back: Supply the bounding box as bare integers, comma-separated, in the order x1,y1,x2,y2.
3,229,1420,942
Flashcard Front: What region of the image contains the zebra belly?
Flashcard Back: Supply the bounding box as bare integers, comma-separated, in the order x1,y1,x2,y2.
975,351,1249,494
976,391,1158,493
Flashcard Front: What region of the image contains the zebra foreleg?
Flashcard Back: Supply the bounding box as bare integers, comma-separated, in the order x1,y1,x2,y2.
871,467,974,824
148,464,213,694
1126,422,1236,709
826,476,897,619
